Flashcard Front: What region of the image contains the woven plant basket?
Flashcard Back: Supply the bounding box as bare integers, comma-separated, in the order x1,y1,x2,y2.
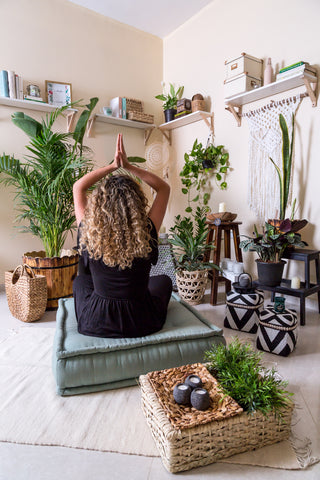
140,363,294,473
176,269,208,305
5,264,47,322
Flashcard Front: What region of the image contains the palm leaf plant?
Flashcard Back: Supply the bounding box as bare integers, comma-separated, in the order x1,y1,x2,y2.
0,98,98,257
269,113,295,221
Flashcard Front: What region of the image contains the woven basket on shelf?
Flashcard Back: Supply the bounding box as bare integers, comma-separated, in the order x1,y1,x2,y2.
191,99,205,112
5,264,47,322
175,269,208,305
140,362,294,474
127,111,154,124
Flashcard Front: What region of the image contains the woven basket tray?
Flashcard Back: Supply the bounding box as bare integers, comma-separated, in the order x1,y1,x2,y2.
206,212,237,222
128,111,154,124
147,363,243,429
140,364,294,473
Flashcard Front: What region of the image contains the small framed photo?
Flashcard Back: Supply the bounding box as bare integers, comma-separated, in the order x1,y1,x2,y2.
45,80,72,106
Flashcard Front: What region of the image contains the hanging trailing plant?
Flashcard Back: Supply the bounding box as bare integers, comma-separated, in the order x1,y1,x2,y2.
180,136,230,213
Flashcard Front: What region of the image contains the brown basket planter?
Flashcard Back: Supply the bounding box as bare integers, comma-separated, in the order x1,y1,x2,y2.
22,251,78,309
140,363,294,473
176,269,208,305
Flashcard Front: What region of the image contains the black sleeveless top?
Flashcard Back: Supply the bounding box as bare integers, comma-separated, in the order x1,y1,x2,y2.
73,219,163,338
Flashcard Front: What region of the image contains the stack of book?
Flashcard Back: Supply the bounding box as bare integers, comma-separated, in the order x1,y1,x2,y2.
109,96,154,124
0,70,23,99
276,61,317,82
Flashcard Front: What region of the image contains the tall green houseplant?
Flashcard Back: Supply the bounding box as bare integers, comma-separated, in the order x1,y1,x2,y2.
0,98,98,257
269,113,295,220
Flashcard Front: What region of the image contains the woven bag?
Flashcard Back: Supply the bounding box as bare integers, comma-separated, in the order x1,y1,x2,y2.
5,264,47,322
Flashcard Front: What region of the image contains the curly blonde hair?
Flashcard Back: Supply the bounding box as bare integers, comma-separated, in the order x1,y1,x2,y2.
79,175,153,269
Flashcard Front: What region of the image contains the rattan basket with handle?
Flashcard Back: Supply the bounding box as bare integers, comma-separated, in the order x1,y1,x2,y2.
5,264,47,322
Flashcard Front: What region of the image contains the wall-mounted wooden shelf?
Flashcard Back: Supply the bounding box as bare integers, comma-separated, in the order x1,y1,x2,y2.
158,110,214,144
90,113,156,144
225,72,318,126
0,96,78,131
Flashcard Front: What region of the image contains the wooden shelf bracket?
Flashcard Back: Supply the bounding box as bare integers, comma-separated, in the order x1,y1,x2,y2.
303,77,317,107
200,112,214,134
225,105,242,127
86,116,95,138
159,129,172,145
66,111,76,133
144,126,155,145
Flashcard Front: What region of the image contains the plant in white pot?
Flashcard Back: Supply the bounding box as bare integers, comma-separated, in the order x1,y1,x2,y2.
0,98,98,308
169,206,220,305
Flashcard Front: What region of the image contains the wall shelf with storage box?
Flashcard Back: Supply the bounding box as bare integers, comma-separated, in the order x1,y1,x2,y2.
90,114,156,144
225,72,318,126
158,111,214,145
0,96,78,132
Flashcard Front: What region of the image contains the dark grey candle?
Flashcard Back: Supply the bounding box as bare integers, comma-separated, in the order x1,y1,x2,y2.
190,388,211,410
185,375,203,390
173,383,191,405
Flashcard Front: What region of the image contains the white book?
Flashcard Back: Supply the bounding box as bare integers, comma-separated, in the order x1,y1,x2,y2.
7,70,16,99
110,97,122,118
276,65,317,82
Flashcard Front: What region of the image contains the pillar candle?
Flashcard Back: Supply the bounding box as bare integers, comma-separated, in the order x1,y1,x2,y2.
291,276,301,289
218,202,226,213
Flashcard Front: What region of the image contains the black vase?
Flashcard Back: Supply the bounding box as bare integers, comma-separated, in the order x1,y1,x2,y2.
256,259,286,287
164,109,177,122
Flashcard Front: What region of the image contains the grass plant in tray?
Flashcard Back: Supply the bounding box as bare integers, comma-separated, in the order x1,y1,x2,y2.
205,339,293,416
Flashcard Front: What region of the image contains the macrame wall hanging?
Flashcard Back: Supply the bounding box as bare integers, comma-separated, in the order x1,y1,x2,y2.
243,94,302,220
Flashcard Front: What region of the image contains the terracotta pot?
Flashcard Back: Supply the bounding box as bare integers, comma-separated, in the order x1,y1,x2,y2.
256,259,286,287
22,251,79,309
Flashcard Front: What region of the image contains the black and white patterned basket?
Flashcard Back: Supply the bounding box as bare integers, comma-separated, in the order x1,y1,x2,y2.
150,244,177,290
224,289,264,333
257,305,298,357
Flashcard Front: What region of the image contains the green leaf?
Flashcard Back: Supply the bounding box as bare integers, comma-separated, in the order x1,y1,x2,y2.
216,173,222,181
181,188,188,194
128,156,146,163
203,193,210,205
185,206,192,213
155,94,166,101
220,181,227,189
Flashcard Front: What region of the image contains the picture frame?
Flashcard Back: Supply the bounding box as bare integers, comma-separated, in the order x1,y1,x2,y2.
45,80,72,106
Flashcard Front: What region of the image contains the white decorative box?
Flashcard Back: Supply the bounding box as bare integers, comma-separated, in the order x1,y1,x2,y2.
224,72,262,98
225,52,263,80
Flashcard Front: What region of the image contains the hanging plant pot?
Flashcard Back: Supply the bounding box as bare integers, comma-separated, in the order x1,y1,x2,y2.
164,108,177,123
22,251,79,309
176,269,208,305
202,159,214,169
256,259,286,287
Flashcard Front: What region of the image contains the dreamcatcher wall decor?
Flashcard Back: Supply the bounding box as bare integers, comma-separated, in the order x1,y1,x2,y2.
145,142,170,196
243,94,302,220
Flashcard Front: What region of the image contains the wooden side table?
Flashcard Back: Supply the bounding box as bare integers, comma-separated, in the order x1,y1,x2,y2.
204,221,243,305
253,248,320,326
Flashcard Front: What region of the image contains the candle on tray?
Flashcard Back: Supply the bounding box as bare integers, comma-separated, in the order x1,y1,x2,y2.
291,276,301,289
185,374,203,390
173,383,191,405
218,202,226,213
190,388,211,410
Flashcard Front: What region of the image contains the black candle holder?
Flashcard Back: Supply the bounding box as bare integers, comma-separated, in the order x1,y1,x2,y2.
190,388,211,411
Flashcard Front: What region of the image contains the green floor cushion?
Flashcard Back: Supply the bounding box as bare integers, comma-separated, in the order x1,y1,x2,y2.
52,293,225,396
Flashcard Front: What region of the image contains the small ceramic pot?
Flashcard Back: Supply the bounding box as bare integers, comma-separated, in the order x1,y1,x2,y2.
184,375,203,390
190,388,211,410
173,383,191,405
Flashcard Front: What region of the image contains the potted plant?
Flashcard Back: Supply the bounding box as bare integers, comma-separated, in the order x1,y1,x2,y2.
0,98,98,308
155,82,184,122
239,219,307,286
169,206,220,305
180,137,230,213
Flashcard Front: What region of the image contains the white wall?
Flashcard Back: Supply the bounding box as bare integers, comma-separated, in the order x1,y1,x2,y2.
0,0,163,278
162,0,320,300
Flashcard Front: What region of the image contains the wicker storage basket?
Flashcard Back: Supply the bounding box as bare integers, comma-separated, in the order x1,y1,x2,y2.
127,111,154,124
175,269,208,305
191,99,205,112
5,264,47,322
140,363,293,473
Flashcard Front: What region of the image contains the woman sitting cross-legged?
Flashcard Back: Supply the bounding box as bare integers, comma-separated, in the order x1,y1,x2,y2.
72,133,172,338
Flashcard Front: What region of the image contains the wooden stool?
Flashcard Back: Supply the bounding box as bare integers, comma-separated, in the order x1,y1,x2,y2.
205,221,243,305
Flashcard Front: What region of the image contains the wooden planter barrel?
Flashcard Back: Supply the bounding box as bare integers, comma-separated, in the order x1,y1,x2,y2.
22,251,79,309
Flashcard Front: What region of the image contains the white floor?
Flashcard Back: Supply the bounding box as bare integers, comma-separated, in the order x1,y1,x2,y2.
0,285,319,480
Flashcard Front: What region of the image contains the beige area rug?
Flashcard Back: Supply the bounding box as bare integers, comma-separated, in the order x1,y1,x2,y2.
0,326,319,470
